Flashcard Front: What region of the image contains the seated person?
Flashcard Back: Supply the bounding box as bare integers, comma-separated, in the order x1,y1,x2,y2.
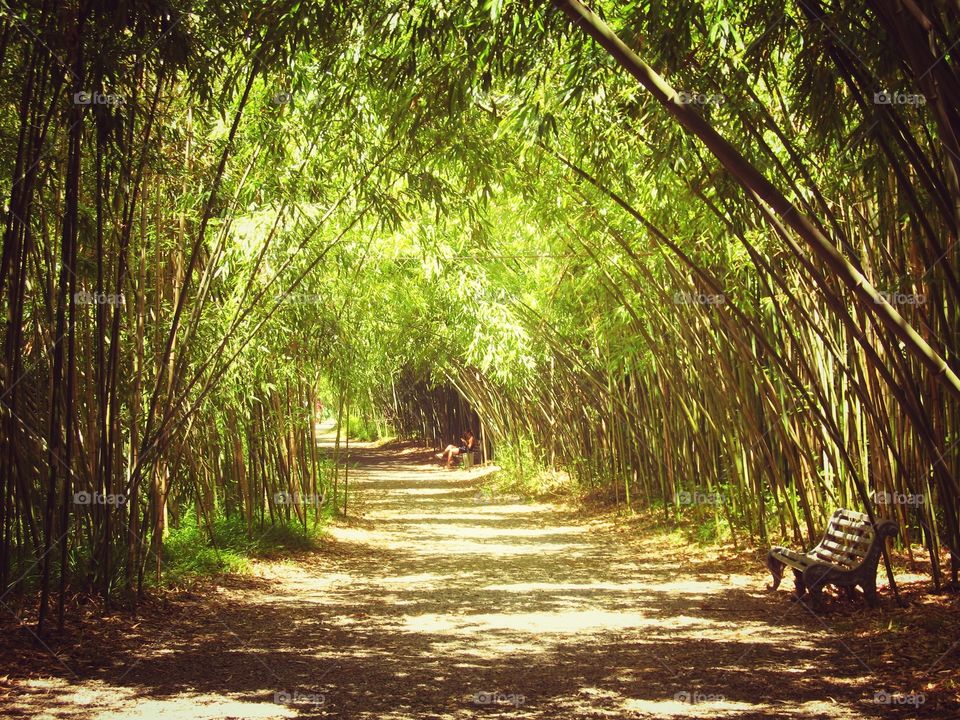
435,430,476,467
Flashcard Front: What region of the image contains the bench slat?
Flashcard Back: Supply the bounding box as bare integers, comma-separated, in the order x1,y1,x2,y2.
831,513,874,535
824,530,873,550
827,518,871,532
812,547,859,568
818,538,867,561
770,546,815,569
830,520,872,538
822,530,873,552
834,509,871,523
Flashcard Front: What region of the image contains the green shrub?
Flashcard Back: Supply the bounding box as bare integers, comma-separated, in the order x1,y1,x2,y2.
340,413,387,441
485,437,577,498
162,508,326,583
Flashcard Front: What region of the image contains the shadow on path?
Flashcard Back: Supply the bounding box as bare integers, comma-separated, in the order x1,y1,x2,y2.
3,437,950,719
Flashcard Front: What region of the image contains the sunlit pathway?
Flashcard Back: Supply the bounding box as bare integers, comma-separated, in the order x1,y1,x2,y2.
5,438,922,719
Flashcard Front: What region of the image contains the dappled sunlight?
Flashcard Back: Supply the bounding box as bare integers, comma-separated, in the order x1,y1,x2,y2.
99,698,295,720
387,525,589,540
5,1,960,717
375,573,448,585
407,538,579,557
485,580,650,592
6,443,941,719
393,508,555,520
390,487,460,496
621,696,760,717
10,679,297,720
400,610,716,635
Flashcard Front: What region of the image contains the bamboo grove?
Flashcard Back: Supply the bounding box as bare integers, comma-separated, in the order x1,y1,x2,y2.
1,0,959,631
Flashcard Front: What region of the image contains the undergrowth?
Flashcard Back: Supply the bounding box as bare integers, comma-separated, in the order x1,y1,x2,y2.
163,508,327,583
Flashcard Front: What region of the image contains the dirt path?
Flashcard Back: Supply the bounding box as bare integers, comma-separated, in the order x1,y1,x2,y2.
3,439,956,719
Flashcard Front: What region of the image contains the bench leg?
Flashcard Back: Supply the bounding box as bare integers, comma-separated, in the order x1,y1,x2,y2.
792,569,806,600
806,583,825,612
862,576,879,608
766,553,785,591
800,566,832,612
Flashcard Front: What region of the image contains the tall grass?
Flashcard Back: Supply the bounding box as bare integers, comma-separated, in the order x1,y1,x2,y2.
483,436,576,498
341,413,389,441
162,509,327,584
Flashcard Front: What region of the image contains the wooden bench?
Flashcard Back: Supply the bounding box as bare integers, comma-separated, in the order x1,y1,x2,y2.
766,508,898,610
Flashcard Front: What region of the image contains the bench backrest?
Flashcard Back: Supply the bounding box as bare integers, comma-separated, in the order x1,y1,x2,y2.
810,509,876,569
